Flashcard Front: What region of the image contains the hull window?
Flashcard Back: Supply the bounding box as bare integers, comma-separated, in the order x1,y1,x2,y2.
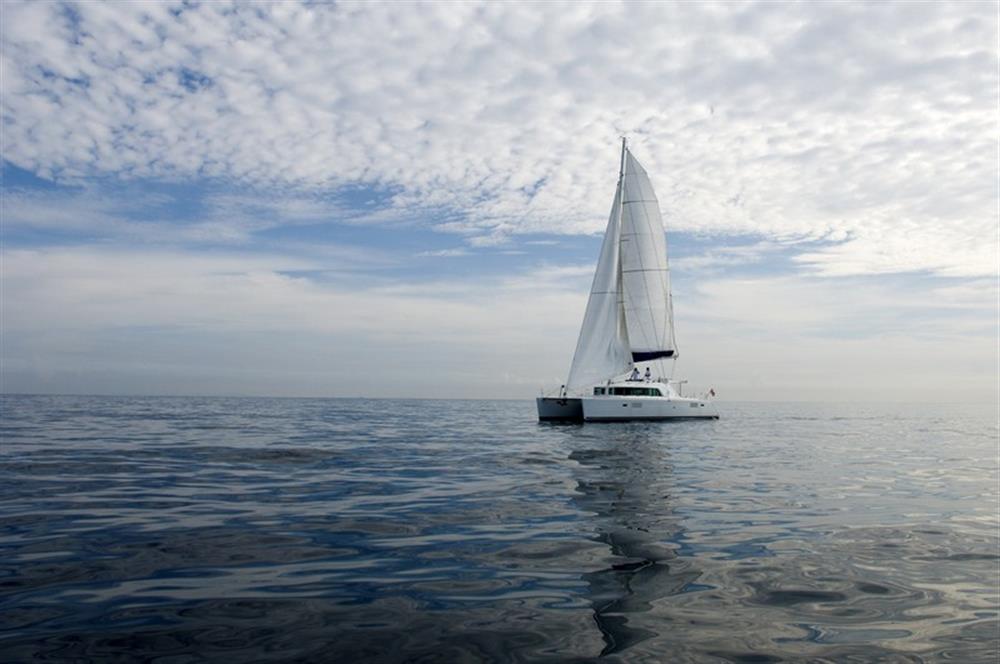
609,387,663,397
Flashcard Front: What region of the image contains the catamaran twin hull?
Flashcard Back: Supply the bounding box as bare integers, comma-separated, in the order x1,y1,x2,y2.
537,394,719,422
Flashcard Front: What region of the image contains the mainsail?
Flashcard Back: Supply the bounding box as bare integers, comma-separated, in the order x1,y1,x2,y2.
620,150,677,363
565,142,677,392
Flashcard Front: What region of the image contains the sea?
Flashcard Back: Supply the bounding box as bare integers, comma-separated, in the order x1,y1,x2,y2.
1,395,997,663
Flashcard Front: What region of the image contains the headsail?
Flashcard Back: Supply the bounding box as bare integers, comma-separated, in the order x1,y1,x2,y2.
566,180,631,392
620,149,677,364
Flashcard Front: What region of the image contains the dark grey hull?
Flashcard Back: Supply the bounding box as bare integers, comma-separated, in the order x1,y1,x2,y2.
536,397,583,421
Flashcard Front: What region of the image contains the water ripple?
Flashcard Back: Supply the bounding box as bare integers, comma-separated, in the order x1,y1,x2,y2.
1,396,996,662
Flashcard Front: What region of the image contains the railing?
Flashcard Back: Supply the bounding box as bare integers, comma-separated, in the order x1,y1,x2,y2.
541,380,715,400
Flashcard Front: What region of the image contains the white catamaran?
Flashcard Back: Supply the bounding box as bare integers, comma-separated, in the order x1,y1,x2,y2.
537,139,718,422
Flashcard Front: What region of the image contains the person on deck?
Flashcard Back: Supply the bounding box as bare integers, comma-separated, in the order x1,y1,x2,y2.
629,367,640,381
644,367,652,382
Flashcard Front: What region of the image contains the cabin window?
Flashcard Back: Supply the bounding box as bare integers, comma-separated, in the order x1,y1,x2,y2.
609,387,664,396
594,387,605,395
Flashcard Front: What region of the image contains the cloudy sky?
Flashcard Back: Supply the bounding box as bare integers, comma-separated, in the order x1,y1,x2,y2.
1,1,997,402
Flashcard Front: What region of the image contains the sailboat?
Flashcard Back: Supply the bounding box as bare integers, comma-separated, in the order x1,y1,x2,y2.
537,139,718,421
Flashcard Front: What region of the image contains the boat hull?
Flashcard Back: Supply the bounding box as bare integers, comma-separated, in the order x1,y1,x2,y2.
536,397,583,422
581,396,718,421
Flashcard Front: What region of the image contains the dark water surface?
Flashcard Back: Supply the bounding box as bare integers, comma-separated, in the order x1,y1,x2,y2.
1,396,997,662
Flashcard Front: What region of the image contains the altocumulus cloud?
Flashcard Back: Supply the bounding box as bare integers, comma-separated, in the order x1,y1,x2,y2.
1,1,997,400
2,0,996,276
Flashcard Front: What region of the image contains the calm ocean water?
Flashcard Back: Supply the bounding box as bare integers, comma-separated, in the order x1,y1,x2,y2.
1,395,997,663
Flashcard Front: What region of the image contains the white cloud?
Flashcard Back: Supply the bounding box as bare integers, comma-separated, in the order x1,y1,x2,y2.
0,186,402,256
682,275,997,338
674,275,997,402
2,2,996,400
0,247,592,394
417,248,469,258
792,218,998,278
1,1,996,276
671,240,785,273
2,246,994,401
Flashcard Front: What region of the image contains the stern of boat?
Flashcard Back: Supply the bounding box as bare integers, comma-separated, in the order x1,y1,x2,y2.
536,397,583,422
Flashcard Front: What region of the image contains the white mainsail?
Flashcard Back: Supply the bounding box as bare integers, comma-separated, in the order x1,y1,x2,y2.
620,150,677,363
565,142,677,392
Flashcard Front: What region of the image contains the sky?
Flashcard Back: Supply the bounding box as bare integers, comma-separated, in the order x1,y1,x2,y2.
1,1,997,402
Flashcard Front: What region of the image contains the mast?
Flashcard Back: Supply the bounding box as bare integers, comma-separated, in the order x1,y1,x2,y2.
617,136,631,370
619,136,627,181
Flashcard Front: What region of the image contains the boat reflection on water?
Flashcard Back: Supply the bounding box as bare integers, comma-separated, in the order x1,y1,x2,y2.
569,426,700,656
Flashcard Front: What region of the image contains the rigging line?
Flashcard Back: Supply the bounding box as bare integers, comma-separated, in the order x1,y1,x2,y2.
661,202,675,351
660,206,677,354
